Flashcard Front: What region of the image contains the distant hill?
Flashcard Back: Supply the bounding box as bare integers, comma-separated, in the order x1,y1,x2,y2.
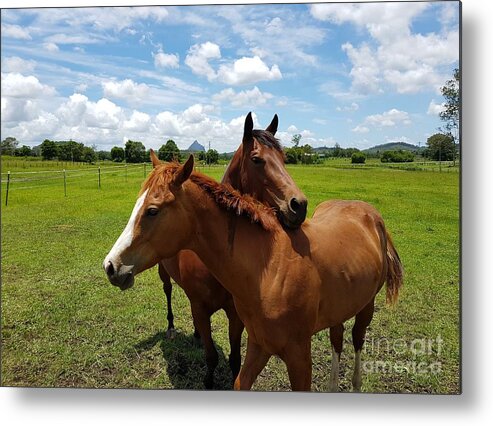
363,142,421,154
187,140,205,152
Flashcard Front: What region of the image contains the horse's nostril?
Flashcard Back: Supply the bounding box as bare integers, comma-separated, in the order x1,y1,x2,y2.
105,260,115,277
290,198,301,212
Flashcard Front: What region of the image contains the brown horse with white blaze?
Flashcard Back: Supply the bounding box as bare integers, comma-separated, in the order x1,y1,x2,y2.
104,155,403,391
135,113,306,389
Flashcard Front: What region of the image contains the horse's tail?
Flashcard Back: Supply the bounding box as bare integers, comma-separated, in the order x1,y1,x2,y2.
384,229,403,305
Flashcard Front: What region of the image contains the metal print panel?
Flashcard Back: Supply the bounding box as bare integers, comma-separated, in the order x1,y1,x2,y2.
1,0,460,393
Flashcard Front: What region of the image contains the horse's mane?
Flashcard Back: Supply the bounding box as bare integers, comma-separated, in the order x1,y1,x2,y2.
141,162,279,231
252,129,283,152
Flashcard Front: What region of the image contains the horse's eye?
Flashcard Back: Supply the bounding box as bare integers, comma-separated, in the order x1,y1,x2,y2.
147,207,159,217
251,156,263,164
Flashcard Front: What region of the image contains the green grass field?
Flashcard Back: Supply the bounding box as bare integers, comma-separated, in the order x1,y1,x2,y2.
1,158,460,393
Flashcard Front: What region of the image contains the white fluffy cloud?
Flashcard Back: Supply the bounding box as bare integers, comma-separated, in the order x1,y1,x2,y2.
427,100,446,116
212,86,273,108
56,93,123,130
153,50,179,69
2,24,31,40
43,42,59,52
123,110,151,132
185,42,282,86
1,98,39,125
56,93,88,126
84,98,123,129
102,79,149,101
363,108,411,128
185,42,221,81
2,72,56,98
310,2,429,42
352,125,370,134
216,56,282,86
2,57,36,73
311,2,459,95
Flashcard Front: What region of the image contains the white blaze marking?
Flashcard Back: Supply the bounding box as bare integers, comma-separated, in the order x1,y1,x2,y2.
106,190,148,263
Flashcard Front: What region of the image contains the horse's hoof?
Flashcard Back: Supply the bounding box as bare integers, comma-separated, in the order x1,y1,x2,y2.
165,328,176,339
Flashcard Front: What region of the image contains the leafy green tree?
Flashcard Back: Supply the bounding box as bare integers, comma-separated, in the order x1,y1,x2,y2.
158,139,181,162
82,146,97,163
124,140,146,163
381,150,414,163
97,150,111,161
426,133,455,161
440,69,459,137
332,143,343,158
291,133,302,148
300,144,317,164
111,146,125,162
16,145,33,157
351,152,366,164
197,151,206,161
284,148,298,164
344,148,360,158
1,137,19,155
439,68,460,164
205,148,219,164
41,139,58,160
58,140,84,162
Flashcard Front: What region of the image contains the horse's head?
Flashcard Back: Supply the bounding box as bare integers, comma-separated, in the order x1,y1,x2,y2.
224,113,307,229
103,155,195,290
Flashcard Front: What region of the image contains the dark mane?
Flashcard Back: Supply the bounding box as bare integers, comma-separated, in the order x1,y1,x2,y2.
252,129,283,152
141,163,279,231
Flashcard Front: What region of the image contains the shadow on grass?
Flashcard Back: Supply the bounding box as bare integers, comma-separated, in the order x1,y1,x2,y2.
134,331,234,390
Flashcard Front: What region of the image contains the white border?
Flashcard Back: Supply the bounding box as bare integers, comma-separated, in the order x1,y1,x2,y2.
2,0,491,425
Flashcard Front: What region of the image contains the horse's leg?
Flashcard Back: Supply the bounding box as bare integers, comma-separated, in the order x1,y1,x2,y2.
282,340,312,391
234,338,270,391
158,263,175,339
191,303,217,389
329,323,344,392
224,302,244,385
351,298,375,392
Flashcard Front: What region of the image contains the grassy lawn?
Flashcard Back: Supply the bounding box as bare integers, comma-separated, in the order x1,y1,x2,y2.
1,160,460,393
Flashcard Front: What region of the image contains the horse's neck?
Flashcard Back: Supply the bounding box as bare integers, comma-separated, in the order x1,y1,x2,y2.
221,149,242,188
184,182,276,298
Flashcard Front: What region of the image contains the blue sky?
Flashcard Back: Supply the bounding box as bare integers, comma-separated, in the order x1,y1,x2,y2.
1,1,460,153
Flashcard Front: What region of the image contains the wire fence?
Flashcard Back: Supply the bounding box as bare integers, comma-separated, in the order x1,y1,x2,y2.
1,163,151,206
1,159,458,207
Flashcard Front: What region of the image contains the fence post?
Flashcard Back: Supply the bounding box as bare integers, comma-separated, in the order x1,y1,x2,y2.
63,169,67,197
98,166,101,189
5,171,11,206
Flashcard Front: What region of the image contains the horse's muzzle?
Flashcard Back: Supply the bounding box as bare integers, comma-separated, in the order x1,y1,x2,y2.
281,197,308,229
103,260,135,290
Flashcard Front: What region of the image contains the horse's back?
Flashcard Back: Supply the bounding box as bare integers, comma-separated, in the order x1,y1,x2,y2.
311,199,382,223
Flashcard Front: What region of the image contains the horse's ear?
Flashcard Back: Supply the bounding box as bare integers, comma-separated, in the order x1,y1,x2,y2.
265,114,278,136
150,149,161,168
172,154,194,187
242,112,254,148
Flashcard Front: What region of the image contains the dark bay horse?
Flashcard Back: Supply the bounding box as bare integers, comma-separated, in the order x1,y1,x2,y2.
104,156,403,391
146,113,306,388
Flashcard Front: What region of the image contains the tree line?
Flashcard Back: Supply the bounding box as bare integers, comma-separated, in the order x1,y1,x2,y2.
0,137,221,165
